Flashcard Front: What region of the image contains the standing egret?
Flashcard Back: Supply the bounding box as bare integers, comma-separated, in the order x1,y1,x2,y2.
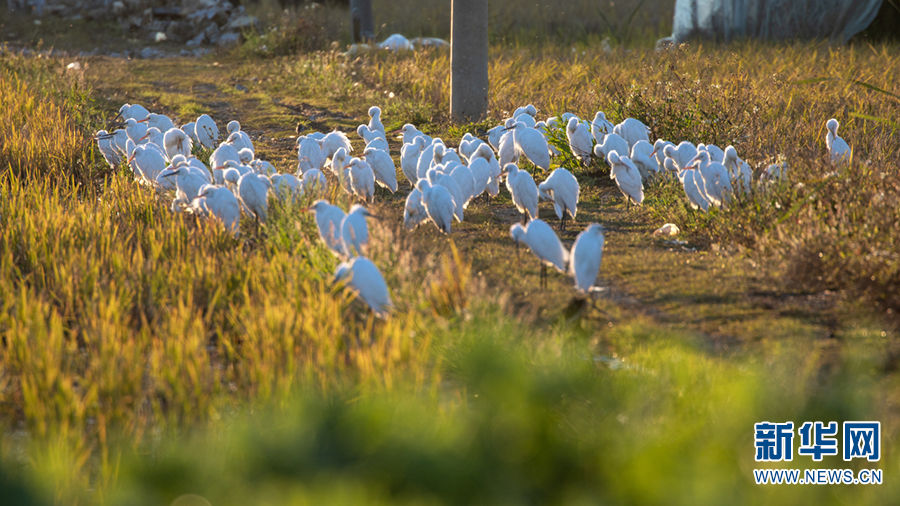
143,113,176,133
321,130,353,158
504,163,539,222
723,145,752,195
400,123,429,146
117,103,150,121
308,200,346,255
362,146,399,193
630,140,658,182
664,141,698,171
593,133,630,165
194,114,219,149
613,117,650,149
332,257,393,318
403,187,428,230
127,143,167,184
195,184,241,232
163,127,193,162
357,124,385,144
416,180,456,234
348,158,376,203
94,130,122,168
590,111,615,143
297,135,326,174
678,168,711,212
510,219,568,289
341,204,372,257
512,124,551,172
653,139,674,173
566,117,593,164
689,150,732,208
449,164,476,209
825,118,851,163
367,106,385,137
607,152,644,206
569,223,606,293
538,167,579,230
467,156,492,200
427,169,465,222
400,136,426,184
238,172,271,223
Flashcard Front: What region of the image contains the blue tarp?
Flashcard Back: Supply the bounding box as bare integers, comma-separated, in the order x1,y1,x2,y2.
670,0,884,43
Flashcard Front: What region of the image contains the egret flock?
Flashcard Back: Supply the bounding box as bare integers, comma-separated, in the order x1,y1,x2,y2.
96,101,852,318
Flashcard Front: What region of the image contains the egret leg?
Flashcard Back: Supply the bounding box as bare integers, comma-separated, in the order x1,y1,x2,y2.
540,264,547,290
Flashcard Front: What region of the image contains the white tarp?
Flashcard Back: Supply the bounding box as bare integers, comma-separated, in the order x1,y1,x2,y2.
671,0,883,43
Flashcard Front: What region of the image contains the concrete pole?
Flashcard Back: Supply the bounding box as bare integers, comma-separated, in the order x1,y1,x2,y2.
350,0,375,43
450,0,489,123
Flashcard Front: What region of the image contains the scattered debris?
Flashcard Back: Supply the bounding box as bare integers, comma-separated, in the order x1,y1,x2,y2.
653,223,680,236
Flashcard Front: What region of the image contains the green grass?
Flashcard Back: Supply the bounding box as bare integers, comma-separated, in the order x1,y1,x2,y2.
1,13,899,505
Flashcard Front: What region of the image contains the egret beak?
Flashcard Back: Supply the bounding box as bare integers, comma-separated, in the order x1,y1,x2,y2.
138,133,150,142
650,149,657,158
137,117,150,123
127,153,136,164
162,169,181,178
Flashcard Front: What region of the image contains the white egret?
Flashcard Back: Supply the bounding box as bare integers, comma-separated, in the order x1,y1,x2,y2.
194,114,219,149
510,219,568,289
321,130,353,158
607,151,644,206
94,130,121,168
416,180,456,234
504,163,539,222
590,111,615,143
593,133,629,165
512,124,551,171
308,200,346,255
569,223,606,293
195,184,241,232
127,143,167,184
613,117,650,148
538,167,579,230
117,103,150,121
400,136,426,184
357,124,384,144
449,164,476,209
678,168,710,212
144,113,175,133
163,127,193,162
332,257,392,318
664,141,698,171
630,140,658,182
297,135,326,174
400,123,429,146
689,150,732,208
825,118,851,163
566,117,593,164
367,106,385,137
348,158,376,202
238,172,271,223
467,156,491,200
362,146,399,193
403,187,428,230
341,204,371,257
428,169,465,222
723,145,752,195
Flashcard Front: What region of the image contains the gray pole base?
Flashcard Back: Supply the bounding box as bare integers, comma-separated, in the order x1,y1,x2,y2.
450,0,489,123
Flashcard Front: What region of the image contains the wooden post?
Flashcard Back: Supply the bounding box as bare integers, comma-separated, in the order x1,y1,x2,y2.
450,0,488,123
350,0,375,43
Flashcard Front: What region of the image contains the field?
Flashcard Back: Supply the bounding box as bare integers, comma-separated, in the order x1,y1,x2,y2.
1,2,899,504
